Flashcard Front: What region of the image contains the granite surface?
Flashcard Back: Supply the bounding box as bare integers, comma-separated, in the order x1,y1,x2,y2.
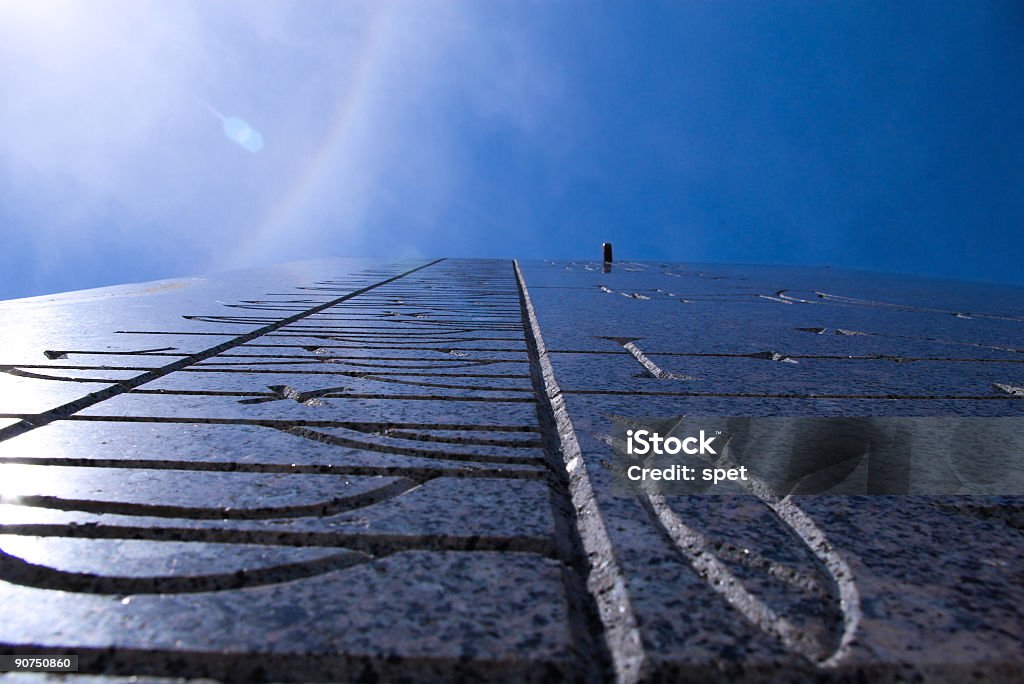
0,257,1022,682
517,259,1024,682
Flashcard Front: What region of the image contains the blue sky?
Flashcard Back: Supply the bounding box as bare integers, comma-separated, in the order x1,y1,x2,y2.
1,1,1022,299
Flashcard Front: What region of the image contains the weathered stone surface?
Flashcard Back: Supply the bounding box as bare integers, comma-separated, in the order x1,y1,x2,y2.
0,551,574,681
0,257,1022,682
0,259,599,682
517,259,1024,681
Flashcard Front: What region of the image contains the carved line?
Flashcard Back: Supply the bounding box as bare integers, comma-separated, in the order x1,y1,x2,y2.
260,345,528,353
58,414,541,432
311,362,529,371
826,327,1023,355
0,259,445,444
321,311,522,319
378,429,542,448
0,367,127,383
641,435,862,668
220,352,528,361
813,291,1024,322
705,539,830,597
341,302,522,307
274,414,542,448
2,477,419,520
5,368,523,389
0,523,556,557
266,334,525,345
240,298,330,303
274,329,523,338
0,456,546,481
642,494,837,663
283,426,544,466
130,388,534,403
196,364,530,378
598,338,697,380
370,317,525,326
0,546,372,594
114,330,242,336
4,364,530,376
247,344,529,355
514,260,645,684
562,389,1024,400
222,304,315,311
549,350,1024,364
770,498,861,668
314,374,533,393
43,347,180,359
293,307,522,315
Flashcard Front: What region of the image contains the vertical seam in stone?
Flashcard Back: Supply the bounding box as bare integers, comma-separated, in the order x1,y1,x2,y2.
513,260,647,684
0,259,446,444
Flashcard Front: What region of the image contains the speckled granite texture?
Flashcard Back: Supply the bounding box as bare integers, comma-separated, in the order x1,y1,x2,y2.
1,258,1022,682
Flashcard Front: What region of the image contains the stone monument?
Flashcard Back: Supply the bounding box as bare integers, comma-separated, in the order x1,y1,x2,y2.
0,257,1022,681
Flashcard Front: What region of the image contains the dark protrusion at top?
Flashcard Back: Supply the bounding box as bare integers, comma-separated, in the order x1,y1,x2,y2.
602,242,613,263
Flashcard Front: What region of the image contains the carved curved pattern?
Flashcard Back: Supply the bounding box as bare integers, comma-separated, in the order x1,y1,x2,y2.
283,426,545,467
2,477,418,520
0,259,566,609
642,492,860,666
0,545,370,594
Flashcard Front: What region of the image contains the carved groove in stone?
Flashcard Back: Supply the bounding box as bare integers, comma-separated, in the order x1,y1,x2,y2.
2,477,419,520
638,439,862,668
283,426,545,466
0,546,371,594
598,337,697,380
